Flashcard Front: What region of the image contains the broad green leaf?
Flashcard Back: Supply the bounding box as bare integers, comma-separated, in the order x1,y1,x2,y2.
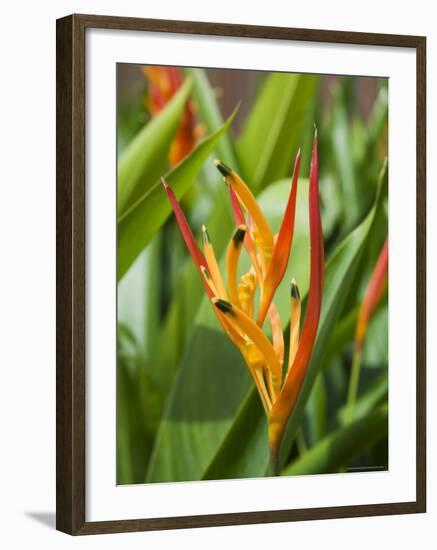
368,86,389,145
117,358,134,484
118,109,237,280
203,386,267,480
281,403,388,476
117,235,160,355
331,84,362,231
118,79,192,217
146,177,311,482
304,372,327,447
236,73,318,192
184,67,239,167
319,174,343,239
117,331,155,484
338,373,388,426
324,358,348,423
322,307,357,365
362,303,388,368
117,92,149,156
198,171,386,480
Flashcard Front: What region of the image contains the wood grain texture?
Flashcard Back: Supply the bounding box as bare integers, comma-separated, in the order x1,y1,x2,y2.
415,36,427,514
56,13,427,535
56,15,86,535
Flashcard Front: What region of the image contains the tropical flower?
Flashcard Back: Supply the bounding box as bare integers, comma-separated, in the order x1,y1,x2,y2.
142,66,198,166
162,131,324,474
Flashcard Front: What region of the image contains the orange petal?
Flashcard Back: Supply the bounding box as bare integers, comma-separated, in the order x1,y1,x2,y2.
226,226,247,307
238,272,256,318
229,180,263,283
287,279,302,373
213,299,282,398
215,161,274,263
257,149,301,325
202,225,228,299
268,303,284,367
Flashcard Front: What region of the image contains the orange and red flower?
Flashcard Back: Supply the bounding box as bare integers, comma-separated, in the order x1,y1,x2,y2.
162,131,324,473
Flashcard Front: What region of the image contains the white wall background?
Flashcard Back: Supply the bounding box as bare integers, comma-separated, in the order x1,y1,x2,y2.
0,0,435,547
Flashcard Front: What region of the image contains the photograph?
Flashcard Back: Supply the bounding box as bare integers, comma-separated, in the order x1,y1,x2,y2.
116,64,389,485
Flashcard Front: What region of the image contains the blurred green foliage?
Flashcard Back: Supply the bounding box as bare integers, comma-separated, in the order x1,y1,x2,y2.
116,67,388,484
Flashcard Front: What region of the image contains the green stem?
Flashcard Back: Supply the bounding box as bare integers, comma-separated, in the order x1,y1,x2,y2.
269,445,280,477
347,347,363,414
295,429,308,457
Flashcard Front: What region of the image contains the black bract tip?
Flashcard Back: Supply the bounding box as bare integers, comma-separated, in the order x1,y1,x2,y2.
291,282,300,300
214,160,232,177
213,299,234,315
232,226,246,247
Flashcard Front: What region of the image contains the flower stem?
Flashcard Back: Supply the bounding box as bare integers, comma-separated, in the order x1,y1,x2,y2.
269,444,280,477
295,428,308,457
346,347,363,418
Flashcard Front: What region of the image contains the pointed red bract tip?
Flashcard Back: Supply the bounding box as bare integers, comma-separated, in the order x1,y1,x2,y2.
162,179,207,278
355,238,388,348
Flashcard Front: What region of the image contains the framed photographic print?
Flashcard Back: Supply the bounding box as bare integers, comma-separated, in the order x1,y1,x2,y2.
56,14,426,535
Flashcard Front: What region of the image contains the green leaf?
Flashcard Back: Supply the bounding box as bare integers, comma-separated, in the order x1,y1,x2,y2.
118,79,192,217
146,177,311,482
118,108,237,280
236,73,318,192
362,304,388,368
117,235,161,355
338,373,388,426
117,358,134,484
304,372,327,447
203,388,268,480
331,84,362,231
184,68,239,167
281,403,388,476
322,307,357,365
117,331,155,484
364,85,389,169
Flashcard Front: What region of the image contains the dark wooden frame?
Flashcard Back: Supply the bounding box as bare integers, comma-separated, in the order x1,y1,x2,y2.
56,13,427,535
